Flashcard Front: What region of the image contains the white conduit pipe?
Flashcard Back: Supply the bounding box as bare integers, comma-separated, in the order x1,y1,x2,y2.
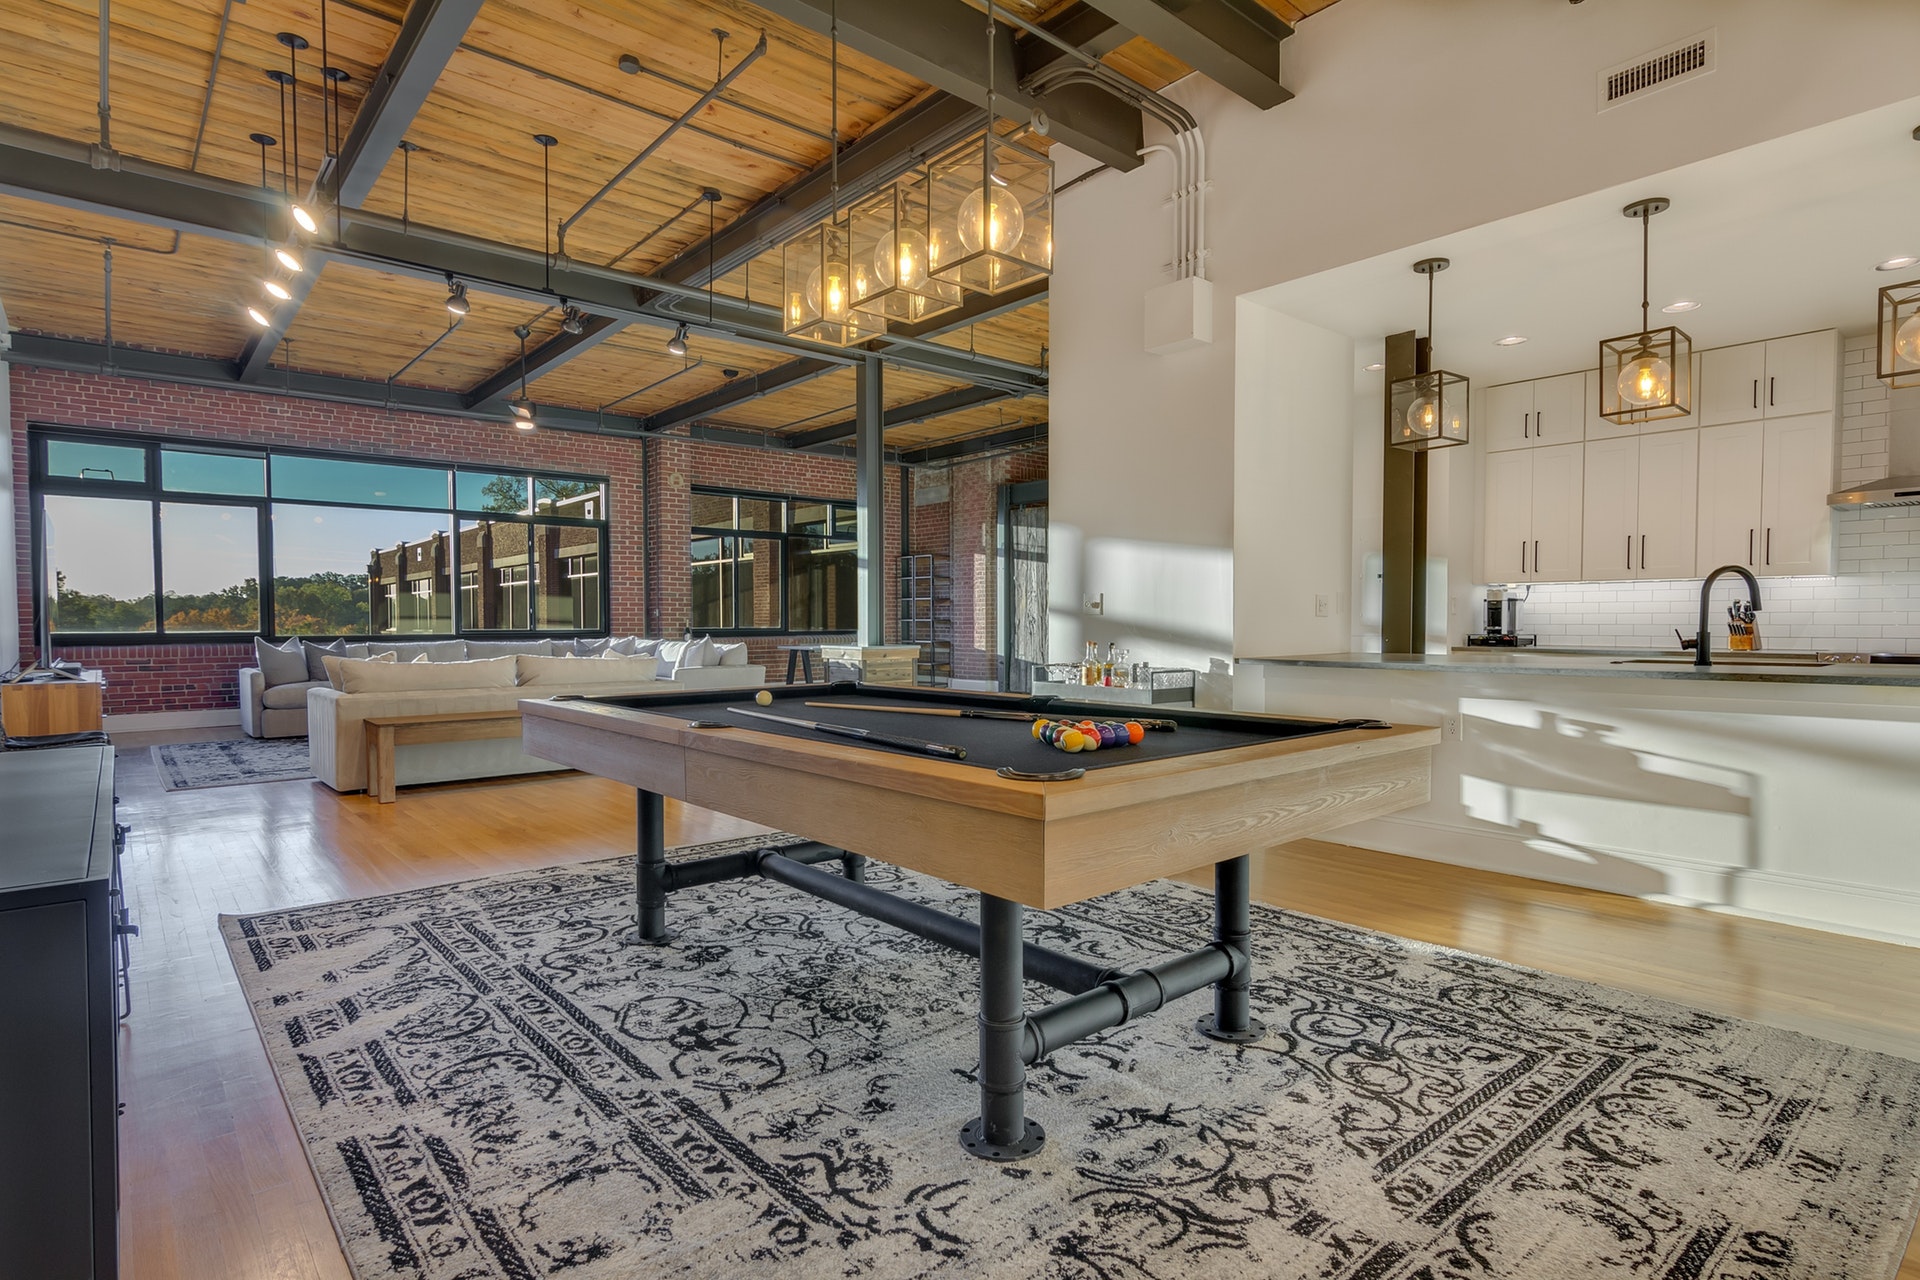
1136,142,1182,279
1189,126,1207,281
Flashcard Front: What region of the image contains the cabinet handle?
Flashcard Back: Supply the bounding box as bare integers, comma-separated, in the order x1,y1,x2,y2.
1765,527,1771,566
1752,379,1759,410
1626,535,1633,571
1520,541,1526,575
1533,540,1540,576
1522,413,1529,440
1769,376,1775,407
1535,411,1543,437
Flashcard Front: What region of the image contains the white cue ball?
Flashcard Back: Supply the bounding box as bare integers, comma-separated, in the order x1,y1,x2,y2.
755,689,773,706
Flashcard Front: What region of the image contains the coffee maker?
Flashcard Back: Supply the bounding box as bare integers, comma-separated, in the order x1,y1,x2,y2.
1468,588,1536,647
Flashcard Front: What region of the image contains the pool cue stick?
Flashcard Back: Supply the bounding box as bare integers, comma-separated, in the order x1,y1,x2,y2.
729,707,967,760
804,701,1179,732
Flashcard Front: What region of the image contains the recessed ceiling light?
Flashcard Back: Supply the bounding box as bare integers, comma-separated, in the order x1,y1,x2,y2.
1876,256,1918,272
1662,299,1701,313
1494,335,1528,346
1364,362,1384,371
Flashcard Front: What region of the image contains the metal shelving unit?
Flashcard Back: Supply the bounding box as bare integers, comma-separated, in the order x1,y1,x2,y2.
898,553,952,687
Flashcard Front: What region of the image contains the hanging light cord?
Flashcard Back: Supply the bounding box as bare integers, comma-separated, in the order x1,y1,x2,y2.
1426,268,1435,366
287,39,301,200
542,140,552,290
1640,205,1651,336
828,0,838,216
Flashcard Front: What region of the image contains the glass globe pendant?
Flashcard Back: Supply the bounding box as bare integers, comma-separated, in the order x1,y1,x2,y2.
1877,279,1920,389
1388,258,1470,452
1598,197,1692,424
845,171,961,324
782,216,887,347
927,131,1052,295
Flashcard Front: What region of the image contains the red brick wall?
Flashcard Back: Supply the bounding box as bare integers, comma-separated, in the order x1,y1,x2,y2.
9,365,903,715
908,447,1049,684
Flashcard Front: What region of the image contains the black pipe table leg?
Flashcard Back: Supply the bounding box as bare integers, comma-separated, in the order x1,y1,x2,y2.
959,893,1045,1161
1196,854,1267,1044
631,788,672,946
840,852,868,882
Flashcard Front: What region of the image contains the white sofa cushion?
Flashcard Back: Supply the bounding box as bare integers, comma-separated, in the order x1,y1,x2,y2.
261,679,327,710
655,637,715,675
465,638,554,658
338,654,518,694
302,638,348,681
254,636,308,687
322,650,396,689
516,654,659,686
711,640,750,667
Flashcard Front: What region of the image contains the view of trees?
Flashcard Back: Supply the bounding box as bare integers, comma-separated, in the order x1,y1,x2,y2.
52,571,370,635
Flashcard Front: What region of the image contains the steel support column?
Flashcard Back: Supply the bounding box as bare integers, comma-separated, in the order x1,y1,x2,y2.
1380,330,1426,654
855,359,886,646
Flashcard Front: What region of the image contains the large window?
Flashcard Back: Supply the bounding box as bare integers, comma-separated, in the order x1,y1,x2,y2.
29,430,610,642
689,489,858,634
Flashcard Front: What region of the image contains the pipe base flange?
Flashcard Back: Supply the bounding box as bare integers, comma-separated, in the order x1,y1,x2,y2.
959,1117,1046,1162
1195,1014,1267,1045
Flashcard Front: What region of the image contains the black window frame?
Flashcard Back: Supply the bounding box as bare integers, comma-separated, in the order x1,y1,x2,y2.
27,426,612,646
688,486,859,636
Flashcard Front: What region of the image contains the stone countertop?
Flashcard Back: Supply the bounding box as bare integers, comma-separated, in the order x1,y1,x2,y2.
1241,650,1920,686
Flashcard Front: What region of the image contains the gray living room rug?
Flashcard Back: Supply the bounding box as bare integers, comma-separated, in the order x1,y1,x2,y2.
152,736,312,790
221,837,1920,1280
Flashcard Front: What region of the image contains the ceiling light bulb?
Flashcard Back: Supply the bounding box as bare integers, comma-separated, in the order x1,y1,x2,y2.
1494,335,1528,346
958,186,1025,256
560,306,585,335
1617,350,1673,407
445,281,469,316
805,265,850,320
263,279,291,301
274,247,303,273
246,305,273,327
1894,312,1920,367
1876,256,1919,272
875,229,930,290
290,203,318,234
666,323,689,357
1406,392,1462,439
1662,299,1701,313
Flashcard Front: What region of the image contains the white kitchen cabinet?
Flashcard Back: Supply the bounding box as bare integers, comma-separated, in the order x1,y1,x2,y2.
1695,422,1764,571
1482,372,1584,451
1698,332,1837,426
1579,432,1698,580
1758,412,1835,576
1483,444,1584,581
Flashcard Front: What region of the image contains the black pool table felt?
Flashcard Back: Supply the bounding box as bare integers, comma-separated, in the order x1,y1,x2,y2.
580,686,1361,773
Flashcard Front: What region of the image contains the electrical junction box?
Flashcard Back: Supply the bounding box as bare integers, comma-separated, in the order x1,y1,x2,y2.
1143,275,1213,355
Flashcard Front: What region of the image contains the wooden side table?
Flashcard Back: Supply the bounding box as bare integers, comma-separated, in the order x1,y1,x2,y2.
1,673,105,737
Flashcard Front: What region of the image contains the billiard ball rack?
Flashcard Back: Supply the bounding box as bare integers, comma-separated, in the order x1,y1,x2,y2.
627,789,1262,1162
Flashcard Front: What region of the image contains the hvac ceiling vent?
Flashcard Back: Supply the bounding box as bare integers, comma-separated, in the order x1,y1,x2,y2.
1598,30,1715,111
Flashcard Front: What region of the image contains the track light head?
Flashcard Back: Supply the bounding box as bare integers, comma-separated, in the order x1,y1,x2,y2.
263,279,292,301
445,278,470,316
274,246,303,273
509,398,537,429
666,322,689,357
246,305,274,328
290,202,319,234
560,305,585,335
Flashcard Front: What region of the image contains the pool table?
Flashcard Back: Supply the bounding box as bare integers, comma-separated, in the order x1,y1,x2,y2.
519,682,1435,1161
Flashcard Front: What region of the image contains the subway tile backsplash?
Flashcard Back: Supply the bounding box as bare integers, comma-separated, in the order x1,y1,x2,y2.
1502,333,1920,655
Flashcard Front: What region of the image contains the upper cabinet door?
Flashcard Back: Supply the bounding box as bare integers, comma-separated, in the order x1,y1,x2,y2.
1482,381,1536,452
1528,443,1586,582
1583,367,1637,441
1759,412,1836,577
1531,372,1585,445
1695,422,1764,573
1640,351,1702,435
1580,436,1640,581
1762,331,1838,419
1482,449,1535,581
1635,429,1699,579
1699,341,1766,426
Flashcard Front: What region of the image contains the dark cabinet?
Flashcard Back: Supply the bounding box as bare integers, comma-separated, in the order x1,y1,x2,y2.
0,744,121,1280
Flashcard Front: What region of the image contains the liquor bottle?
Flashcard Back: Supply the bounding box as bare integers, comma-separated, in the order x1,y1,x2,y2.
1112,648,1129,688
1103,641,1117,686
1083,640,1099,686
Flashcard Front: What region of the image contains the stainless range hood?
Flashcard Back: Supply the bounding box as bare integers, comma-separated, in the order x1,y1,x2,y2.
1828,476,1920,509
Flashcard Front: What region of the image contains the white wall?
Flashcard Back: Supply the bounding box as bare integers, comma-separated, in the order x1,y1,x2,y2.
1049,0,1920,695
1233,304,1353,655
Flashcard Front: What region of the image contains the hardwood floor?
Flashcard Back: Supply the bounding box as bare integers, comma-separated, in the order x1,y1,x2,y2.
110,730,1920,1280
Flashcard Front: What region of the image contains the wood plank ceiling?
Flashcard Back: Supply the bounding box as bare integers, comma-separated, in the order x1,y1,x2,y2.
0,0,1335,452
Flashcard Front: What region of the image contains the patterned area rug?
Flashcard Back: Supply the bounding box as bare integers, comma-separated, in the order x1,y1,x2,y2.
152,736,311,790
222,838,1920,1280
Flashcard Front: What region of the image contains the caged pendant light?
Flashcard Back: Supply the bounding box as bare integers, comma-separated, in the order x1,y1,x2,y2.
1598,197,1692,424
1876,278,1920,389
1389,258,1469,451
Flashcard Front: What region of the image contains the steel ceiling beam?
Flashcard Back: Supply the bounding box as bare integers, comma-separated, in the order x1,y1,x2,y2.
643,357,839,433
744,0,1145,171
883,277,1049,343
1014,3,1130,80
1077,0,1292,109
462,314,622,407
237,0,486,382
898,422,1048,466
786,384,1013,451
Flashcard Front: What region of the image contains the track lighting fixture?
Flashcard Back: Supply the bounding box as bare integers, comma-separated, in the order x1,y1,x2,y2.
445,278,470,316
560,304,586,335
263,280,292,301
666,322,689,357
274,246,303,273
247,306,274,328
290,203,319,235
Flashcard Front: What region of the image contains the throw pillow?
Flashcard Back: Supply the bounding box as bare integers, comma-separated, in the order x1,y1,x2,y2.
384,639,469,663
301,638,347,682
654,639,691,676
337,655,518,695
568,637,613,657
711,640,750,667
321,650,395,690
465,638,553,659
516,654,658,687
254,635,309,687
629,637,662,657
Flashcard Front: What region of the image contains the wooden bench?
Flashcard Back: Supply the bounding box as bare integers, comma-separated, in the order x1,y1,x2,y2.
363,711,524,803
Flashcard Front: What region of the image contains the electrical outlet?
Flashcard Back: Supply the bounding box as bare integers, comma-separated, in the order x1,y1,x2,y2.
1442,715,1462,742
1084,593,1104,615
1314,594,1331,618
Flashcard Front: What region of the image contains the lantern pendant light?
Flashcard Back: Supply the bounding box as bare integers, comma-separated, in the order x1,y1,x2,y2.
1876,278,1920,389
1598,197,1692,424
847,169,962,323
1389,258,1470,451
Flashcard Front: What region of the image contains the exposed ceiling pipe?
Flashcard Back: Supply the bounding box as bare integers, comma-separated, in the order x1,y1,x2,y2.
558,32,768,260
385,312,463,383
95,0,112,157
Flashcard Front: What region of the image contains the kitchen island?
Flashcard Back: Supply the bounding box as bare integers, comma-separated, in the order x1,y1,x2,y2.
1239,650,1920,946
